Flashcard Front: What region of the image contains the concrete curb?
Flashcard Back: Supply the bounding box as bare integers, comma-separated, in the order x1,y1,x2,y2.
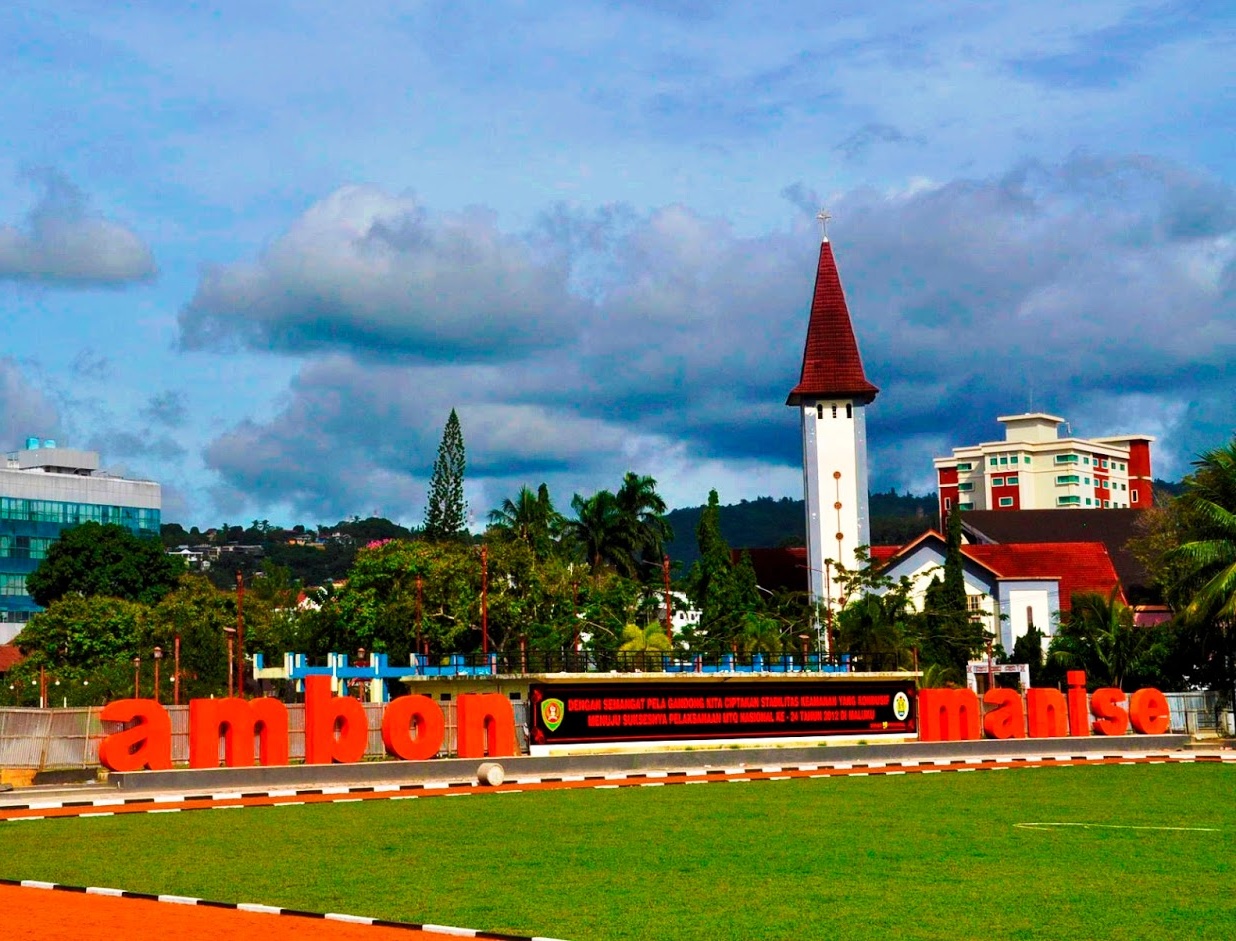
107,734,1193,793
0,878,570,941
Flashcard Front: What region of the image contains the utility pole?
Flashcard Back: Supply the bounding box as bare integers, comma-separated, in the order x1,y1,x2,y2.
236,571,245,697
663,554,672,646
480,544,489,656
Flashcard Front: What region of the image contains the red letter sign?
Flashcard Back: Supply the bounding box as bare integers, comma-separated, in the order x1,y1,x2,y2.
1026,688,1069,738
1089,688,1129,736
1129,688,1171,734
381,694,445,761
918,688,981,742
456,692,518,758
303,675,369,764
189,697,290,768
982,688,1026,739
98,699,172,772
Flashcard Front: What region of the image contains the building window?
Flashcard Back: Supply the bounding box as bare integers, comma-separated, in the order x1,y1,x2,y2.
1121,483,1127,491
1024,456,1031,465
1027,607,1035,629
1055,475,1079,485
1083,456,1090,465
957,462,972,472
816,404,823,419
0,574,28,596
845,403,853,418
957,482,974,492
1055,454,1079,464
967,596,983,612
944,498,952,510
959,502,974,510
1057,496,1081,506
1101,480,1109,489
1006,476,1019,486
1085,498,1092,505
1010,456,1018,464
831,404,838,418
999,456,1008,465
1132,491,1139,503
1100,459,1108,469
1104,500,1111,508
992,477,1004,487
989,457,997,467
999,497,1014,507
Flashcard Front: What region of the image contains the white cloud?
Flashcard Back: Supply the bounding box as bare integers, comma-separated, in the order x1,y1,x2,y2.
0,170,156,285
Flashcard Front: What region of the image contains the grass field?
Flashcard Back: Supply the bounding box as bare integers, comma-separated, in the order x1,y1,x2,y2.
2,764,1234,940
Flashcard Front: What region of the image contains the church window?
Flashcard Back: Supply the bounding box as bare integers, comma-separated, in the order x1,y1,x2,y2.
845,403,853,418
816,404,823,419
831,404,838,418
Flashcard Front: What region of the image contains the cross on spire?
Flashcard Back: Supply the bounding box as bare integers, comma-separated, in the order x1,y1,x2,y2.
816,209,832,242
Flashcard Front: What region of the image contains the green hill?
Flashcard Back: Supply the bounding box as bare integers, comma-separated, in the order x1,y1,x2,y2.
663,490,938,567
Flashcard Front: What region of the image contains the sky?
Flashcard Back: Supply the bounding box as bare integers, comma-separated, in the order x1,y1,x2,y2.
1,1,1233,529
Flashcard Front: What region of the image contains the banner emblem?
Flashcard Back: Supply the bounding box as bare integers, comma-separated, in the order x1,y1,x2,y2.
541,698,566,732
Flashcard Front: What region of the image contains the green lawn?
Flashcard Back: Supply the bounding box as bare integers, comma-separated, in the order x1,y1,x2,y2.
2,764,1233,940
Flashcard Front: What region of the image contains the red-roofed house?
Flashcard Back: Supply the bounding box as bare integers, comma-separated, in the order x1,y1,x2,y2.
870,531,1122,653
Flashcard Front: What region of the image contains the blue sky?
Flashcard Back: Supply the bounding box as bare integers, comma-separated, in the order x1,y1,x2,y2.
2,1,1233,527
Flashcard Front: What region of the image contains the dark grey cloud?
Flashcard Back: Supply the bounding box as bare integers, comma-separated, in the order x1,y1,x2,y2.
835,123,916,161
177,185,588,361
1008,2,1231,89
0,169,157,285
140,390,188,429
70,350,114,381
0,358,61,447
198,155,1236,517
95,430,187,463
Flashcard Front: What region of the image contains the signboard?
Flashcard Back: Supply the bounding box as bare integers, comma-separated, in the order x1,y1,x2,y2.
529,680,916,746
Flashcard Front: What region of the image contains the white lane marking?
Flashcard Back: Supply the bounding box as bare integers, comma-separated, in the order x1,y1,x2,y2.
1016,822,1218,832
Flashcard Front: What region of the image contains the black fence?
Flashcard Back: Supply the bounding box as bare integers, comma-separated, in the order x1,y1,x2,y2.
410,649,908,676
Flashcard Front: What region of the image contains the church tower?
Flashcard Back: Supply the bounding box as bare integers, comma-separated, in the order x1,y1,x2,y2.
786,229,878,642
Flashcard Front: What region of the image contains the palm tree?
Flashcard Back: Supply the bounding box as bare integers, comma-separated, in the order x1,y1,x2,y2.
488,483,562,558
564,490,625,575
615,472,673,575
1167,440,1236,701
1053,589,1146,690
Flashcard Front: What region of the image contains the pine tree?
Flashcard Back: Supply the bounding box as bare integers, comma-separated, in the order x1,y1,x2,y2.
423,409,468,542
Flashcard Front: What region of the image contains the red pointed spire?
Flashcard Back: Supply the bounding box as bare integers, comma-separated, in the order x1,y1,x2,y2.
786,240,879,406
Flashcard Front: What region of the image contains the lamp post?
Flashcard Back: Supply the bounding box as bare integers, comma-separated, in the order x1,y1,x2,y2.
235,571,245,698
173,634,181,706
224,627,236,697
571,580,580,656
662,554,672,648
796,562,835,661
132,655,142,699
152,647,163,704
480,544,489,657
415,574,424,658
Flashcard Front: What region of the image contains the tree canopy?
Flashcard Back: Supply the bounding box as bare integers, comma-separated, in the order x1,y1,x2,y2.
26,522,184,607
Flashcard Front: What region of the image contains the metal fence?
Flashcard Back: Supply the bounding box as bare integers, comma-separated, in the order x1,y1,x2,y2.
1163,691,1221,734
0,702,530,771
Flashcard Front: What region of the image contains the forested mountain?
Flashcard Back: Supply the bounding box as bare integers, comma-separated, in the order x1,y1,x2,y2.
663,491,938,567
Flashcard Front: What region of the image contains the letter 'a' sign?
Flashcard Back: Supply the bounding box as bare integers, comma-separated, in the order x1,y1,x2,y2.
98,680,518,771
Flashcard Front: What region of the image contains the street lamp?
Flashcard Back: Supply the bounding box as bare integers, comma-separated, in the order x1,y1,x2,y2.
638,556,673,647
796,561,837,660
152,647,163,704
235,571,245,698
223,627,237,697
132,655,142,699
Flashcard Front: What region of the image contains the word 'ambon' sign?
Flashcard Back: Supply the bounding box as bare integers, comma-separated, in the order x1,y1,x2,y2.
98,675,518,771
529,680,916,746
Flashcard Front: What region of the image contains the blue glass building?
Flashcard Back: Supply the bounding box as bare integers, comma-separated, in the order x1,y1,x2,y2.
1,439,161,644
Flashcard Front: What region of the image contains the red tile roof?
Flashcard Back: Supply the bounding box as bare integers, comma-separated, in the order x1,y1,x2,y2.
786,240,879,405
960,542,1123,611
873,535,1123,612
0,645,25,673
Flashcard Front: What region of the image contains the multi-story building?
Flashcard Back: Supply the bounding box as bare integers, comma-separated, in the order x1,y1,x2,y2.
934,413,1153,524
1,438,161,643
